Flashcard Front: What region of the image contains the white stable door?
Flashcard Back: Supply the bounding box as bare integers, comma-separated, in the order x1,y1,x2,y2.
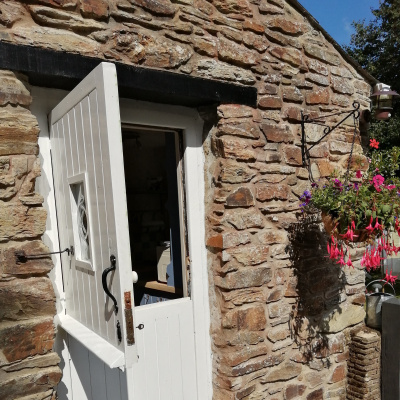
49,63,209,399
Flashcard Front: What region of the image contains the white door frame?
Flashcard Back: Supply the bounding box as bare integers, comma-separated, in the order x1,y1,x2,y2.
33,87,213,399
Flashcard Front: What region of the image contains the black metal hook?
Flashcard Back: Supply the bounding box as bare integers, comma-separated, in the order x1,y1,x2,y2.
15,246,74,263
102,255,118,315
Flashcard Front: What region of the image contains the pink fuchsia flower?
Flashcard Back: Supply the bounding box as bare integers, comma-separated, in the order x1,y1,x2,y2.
385,269,398,285
374,218,384,231
346,252,354,268
387,184,396,190
356,170,362,179
370,138,379,149
341,225,358,241
365,216,375,233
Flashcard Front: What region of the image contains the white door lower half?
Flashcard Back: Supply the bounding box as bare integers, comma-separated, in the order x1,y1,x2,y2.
130,299,197,399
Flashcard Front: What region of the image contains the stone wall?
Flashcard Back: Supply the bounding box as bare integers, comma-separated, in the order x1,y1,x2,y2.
0,71,61,399
0,0,373,399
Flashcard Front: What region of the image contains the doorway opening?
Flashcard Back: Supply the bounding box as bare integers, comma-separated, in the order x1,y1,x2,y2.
122,126,188,307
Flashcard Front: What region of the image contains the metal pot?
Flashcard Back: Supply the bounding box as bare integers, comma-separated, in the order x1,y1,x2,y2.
365,279,395,329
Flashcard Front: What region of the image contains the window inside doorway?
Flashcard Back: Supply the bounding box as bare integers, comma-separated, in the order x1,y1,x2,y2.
122,126,187,306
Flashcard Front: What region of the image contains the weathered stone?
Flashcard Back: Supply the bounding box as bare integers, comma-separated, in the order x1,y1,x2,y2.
79,0,110,19
256,183,290,201
222,344,269,367
0,205,47,242
305,72,329,86
0,278,55,321
226,187,255,207
258,229,287,245
217,119,261,139
130,0,176,15
305,371,323,388
2,352,60,372
193,35,218,57
266,17,307,35
304,44,341,66
331,76,354,95
218,104,255,119
309,142,329,158
10,25,101,55
213,137,257,161
218,36,260,67
196,59,256,85
215,267,272,290
219,160,256,183
19,193,44,206
222,288,265,307
224,244,269,265
261,361,302,383
0,71,31,107
332,94,351,107
0,106,39,156
222,305,266,331
243,31,269,52
282,86,304,103
285,106,302,122
321,304,365,333
1,241,53,276
283,145,302,166
306,58,329,76
270,46,303,67
306,388,323,400
268,302,291,319
258,96,282,110
261,124,294,143
330,364,346,383
0,1,26,27
317,160,336,177
264,28,302,49
284,384,306,400
331,66,354,78
0,318,55,362
243,19,265,33
207,231,251,249
211,0,252,16
305,87,330,105
259,3,284,14
29,5,105,32
224,208,264,230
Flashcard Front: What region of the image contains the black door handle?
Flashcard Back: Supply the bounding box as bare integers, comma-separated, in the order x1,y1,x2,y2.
102,255,118,315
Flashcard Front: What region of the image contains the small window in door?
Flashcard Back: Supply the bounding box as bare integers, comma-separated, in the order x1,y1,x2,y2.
122,126,187,306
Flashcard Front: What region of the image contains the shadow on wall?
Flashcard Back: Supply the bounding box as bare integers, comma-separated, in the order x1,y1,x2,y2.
287,213,347,364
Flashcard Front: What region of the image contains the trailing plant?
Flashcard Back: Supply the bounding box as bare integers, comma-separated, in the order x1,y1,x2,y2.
300,140,400,280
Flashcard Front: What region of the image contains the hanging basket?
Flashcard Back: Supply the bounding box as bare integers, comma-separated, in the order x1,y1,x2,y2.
321,212,370,243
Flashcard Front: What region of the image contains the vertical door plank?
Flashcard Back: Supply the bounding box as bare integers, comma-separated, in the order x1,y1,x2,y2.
88,352,108,400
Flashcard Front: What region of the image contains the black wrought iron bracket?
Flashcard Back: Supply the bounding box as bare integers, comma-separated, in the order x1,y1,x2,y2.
301,101,361,167
15,246,74,263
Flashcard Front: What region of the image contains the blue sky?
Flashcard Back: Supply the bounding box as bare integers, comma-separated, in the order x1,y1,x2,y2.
297,0,380,46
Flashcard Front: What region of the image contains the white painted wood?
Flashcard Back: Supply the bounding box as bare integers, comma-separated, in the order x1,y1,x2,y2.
132,298,196,400
58,314,125,368
50,63,136,366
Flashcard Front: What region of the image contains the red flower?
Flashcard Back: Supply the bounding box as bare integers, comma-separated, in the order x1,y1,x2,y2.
369,138,379,149
356,170,362,179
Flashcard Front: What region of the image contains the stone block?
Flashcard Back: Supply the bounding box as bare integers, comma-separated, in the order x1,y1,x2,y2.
243,31,269,52
257,229,287,245
0,205,47,242
270,46,303,67
307,58,329,75
226,187,255,207
224,208,265,230
256,183,291,201
0,278,56,321
79,0,110,19
266,17,307,35
305,87,330,105
331,76,354,95
306,388,323,400
304,44,341,66
0,71,31,107
1,241,53,276
215,267,272,290
212,0,252,16
321,304,365,333
222,344,269,367
0,106,39,156
224,244,269,265
282,87,304,103
219,159,256,184
218,36,260,67
131,0,176,15
260,361,301,383
217,119,261,139
261,124,294,143
305,72,329,86
213,137,257,161
283,145,302,166
222,288,264,307
0,318,55,362
222,305,266,331
207,231,251,250
284,384,306,400
258,96,283,110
